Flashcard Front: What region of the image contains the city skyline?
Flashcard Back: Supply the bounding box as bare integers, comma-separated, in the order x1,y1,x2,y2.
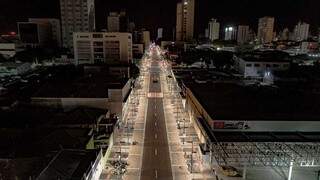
1,0,320,179
1,0,320,36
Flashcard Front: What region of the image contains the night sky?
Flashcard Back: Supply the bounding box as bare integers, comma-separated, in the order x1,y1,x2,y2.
1,0,320,38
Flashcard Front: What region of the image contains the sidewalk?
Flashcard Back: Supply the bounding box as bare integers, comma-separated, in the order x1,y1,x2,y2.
100,59,150,180
160,63,217,180
123,73,149,180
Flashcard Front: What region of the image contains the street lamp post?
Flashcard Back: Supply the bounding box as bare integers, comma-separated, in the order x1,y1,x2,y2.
183,118,186,134
127,120,130,144
117,120,122,163
191,137,194,173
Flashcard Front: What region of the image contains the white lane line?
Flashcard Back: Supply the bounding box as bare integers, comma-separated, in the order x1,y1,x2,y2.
155,122,157,126
139,74,149,180
155,148,158,156
155,170,158,179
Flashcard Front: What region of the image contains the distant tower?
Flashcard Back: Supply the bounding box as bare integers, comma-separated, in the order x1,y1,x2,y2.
143,31,151,48
60,0,95,50
208,18,220,41
157,28,163,39
176,0,195,41
237,25,250,44
257,17,274,43
294,22,309,41
224,26,237,41
280,28,290,41
107,12,120,32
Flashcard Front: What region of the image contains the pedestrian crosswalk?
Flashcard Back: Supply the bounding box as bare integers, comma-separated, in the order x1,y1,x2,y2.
147,92,163,98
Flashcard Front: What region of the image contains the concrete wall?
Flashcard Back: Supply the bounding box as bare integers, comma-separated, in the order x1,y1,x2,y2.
237,57,290,78
107,79,131,119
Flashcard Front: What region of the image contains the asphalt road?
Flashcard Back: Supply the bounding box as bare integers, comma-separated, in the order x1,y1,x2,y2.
141,59,173,180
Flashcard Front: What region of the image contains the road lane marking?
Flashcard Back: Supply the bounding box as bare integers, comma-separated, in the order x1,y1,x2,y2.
155,148,158,156
155,170,158,179
155,133,157,139
155,122,157,126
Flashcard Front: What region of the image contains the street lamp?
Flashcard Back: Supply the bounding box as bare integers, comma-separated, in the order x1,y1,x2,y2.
183,118,186,135
126,120,130,145
191,137,194,174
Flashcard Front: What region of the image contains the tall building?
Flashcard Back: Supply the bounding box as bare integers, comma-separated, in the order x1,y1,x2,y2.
60,0,95,50
73,32,132,64
237,25,250,44
119,10,129,32
204,28,209,38
280,28,290,41
143,31,151,49
29,18,62,47
157,28,163,39
133,30,143,44
294,22,309,41
208,18,220,41
128,22,136,33
248,29,256,42
257,17,274,43
17,22,51,47
176,0,195,41
107,12,120,32
224,26,237,41
107,11,129,32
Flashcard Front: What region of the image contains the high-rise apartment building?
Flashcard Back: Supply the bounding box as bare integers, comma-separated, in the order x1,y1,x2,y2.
73,32,132,65
107,12,120,32
237,25,250,44
280,28,290,41
29,18,62,47
17,22,51,47
107,10,129,33
294,22,309,41
143,31,151,49
257,17,274,44
176,0,195,41
128,22,136,33
208,18,220,41
60,0,95,50
224,26,237,41
119,10,129,32
157,28,163,39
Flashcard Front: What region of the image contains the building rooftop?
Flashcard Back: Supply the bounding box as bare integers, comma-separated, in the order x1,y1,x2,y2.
238,50,291,63
37,149,99,180
0,105,106,128
213,131,320,142
187,82,320,121
0,156,52,180
0,128,93,158
0,149,100,180
32,65,129,98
